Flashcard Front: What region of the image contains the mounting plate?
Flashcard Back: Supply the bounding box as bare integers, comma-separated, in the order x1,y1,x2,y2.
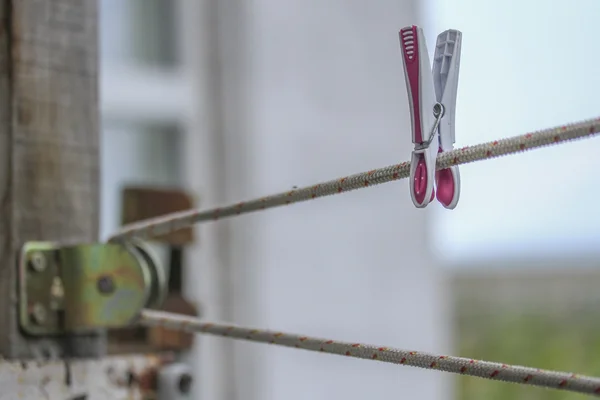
18,241,166,336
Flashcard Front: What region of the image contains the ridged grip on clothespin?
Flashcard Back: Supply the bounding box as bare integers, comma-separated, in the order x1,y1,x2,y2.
399,25,439,207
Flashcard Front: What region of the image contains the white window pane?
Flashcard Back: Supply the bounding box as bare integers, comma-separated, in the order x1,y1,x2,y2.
430,0,600,263
130,0,178,67
100,0,178,68
99,0,133,65
100,122,183,240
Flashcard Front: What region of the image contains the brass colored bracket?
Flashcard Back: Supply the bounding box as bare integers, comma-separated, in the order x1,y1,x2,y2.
18,241,166,336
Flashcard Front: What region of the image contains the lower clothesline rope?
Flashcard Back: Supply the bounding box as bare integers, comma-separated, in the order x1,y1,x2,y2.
109,115,600,242
140,309,600,397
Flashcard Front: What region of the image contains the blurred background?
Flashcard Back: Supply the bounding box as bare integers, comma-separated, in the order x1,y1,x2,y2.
99,1,600,399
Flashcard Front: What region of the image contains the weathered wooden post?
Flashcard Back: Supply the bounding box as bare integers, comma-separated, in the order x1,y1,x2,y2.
0,5,193,397
0,0,102,359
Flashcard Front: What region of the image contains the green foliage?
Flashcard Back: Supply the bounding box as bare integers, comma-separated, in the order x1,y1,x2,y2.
456,311,600,400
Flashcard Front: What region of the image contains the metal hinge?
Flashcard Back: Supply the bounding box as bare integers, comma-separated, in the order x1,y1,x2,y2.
18,240,167,336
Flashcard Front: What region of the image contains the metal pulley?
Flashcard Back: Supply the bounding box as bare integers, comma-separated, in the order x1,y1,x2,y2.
18,240,167,336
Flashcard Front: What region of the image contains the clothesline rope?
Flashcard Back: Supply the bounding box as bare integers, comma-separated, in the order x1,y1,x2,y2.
140,309,600,397
118,116,600,397
109,115,600,242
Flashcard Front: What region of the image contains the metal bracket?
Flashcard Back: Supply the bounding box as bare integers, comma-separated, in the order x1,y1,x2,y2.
18,240,167,336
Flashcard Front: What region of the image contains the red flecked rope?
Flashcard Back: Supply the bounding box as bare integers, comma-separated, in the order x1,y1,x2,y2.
109,116,600,242
140,309,600,397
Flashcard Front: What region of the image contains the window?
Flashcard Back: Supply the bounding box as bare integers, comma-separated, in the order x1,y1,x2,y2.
427,0,600,263
99,0,187,241
100,0,178,68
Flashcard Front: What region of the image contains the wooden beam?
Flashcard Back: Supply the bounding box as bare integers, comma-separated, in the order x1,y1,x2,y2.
0,0,101,358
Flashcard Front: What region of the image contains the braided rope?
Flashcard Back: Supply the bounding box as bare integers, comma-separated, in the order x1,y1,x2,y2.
140,309,600,397
109,116,600,242
127,118,600,396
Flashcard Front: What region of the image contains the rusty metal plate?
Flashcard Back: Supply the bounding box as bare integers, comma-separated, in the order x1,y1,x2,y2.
0,354,164,400
18,242,152,336
122,186,196,246
147,295,199,352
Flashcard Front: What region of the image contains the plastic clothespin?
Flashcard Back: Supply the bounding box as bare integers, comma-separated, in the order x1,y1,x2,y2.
399,25,462,209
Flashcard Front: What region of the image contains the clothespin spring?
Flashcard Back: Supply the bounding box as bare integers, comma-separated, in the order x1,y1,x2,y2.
414,102,445,151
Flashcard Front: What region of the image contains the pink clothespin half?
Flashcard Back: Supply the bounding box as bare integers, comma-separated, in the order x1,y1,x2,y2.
399,25,462,209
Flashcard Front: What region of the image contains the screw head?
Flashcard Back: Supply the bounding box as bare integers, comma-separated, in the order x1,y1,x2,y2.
97,275,115,295
29,252,46,272
31,303,47,324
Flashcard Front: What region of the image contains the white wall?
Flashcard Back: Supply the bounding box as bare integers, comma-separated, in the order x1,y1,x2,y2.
186,1,453,400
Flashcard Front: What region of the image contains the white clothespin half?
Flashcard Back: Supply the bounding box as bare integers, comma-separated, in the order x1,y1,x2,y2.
399,25,462,209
